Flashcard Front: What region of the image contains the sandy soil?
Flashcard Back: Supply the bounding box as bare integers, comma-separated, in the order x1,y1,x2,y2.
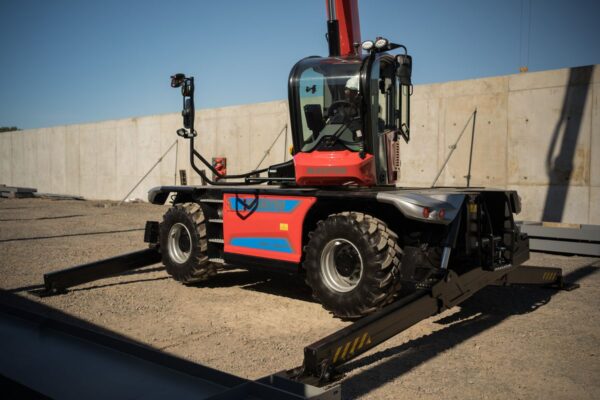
0,198,598,399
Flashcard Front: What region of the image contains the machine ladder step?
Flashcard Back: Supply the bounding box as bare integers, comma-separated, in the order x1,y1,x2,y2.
209,258,225,264
199,198,223,204
201,200,224,260
487,263,513,272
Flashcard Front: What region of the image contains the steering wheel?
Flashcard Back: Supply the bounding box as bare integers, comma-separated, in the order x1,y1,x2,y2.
327,100,354,119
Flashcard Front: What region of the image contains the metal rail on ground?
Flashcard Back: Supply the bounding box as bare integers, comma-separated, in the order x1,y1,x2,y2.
518,221,600,257
0,291,338,399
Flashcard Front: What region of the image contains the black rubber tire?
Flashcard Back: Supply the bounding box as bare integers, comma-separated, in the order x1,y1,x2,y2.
159,203,217,284
303,212,402,319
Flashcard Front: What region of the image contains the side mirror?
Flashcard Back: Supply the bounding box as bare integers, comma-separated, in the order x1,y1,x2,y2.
171,73,197,137
182,98,194,129
182,80,193,97
171,73,185,88
396,54,412,86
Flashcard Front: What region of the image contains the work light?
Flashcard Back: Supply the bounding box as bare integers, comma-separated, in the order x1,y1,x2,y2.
361,40,374,51
374,38,389,49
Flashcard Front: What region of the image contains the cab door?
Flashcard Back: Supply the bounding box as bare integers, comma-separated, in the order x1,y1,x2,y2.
370,56,399,185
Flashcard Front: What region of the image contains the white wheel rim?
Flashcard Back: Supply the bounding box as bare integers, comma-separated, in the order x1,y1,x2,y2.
167,222,192,264
320,238,363,293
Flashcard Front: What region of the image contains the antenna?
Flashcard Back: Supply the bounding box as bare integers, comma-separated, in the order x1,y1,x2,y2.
519,0,532,73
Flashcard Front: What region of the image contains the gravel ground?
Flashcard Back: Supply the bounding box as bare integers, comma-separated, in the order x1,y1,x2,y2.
0,198,599,399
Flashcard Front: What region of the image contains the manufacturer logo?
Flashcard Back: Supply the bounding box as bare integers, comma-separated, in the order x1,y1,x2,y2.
306,166,348,175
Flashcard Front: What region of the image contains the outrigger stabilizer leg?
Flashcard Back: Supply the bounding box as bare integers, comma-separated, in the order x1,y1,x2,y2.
36,247,161,297
281,264,579,386
35,222,162,297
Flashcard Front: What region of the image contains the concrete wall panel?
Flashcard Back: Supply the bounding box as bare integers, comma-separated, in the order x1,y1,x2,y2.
96,121,118,200
590,187,600,225
114,118,138,200
9,133,22,187
509,66,597,92
509,68,570,92
508,184,590,224
441,75,507,98
20,131,37,189
214,105,251,174
159,113,181,185
35,128,52,193
507,85,591,186
134,118,161,200
591,83,600,187
249,102,290,171
0,133,12,186
441,94,508,187
398,97,440,186
78,124,99,199
64,125,80,196
49,126,67,195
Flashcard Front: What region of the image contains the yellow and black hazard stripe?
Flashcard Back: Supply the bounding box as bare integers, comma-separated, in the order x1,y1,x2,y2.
332,331,372,364
542,271,557,281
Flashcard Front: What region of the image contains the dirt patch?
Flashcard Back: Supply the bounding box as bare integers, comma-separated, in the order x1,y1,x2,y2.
1,198,598,399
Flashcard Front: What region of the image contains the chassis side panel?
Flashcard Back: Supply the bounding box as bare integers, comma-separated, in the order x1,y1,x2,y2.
223,194,316,263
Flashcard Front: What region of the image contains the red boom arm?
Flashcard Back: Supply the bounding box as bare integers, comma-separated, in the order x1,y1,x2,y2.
326,0,361,56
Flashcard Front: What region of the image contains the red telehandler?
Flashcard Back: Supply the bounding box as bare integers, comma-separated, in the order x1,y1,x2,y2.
39,0,577,386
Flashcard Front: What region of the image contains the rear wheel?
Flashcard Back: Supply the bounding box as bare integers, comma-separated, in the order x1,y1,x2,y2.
159,203,217,283
304,212,402,319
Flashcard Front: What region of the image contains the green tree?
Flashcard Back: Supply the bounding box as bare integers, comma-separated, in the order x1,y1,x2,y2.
0,126,20,132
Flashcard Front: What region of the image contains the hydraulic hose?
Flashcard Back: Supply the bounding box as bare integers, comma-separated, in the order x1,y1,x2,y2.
189,137,270,186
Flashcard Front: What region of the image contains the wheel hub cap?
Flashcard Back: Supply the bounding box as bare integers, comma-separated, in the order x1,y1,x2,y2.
321,239,363,293
167,222,192,264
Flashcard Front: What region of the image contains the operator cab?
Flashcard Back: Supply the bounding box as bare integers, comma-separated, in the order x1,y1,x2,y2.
294,57,364,153
288,48,412,187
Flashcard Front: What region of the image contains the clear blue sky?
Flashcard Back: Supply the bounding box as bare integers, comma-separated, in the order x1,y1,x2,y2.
1,0,599,129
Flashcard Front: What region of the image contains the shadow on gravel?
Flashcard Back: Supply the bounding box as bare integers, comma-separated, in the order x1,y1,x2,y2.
0,214,87,222
9,267,167,294
339,264,598,399
67,276,171,293
0,228,144,243
8,284,46,293
197,269,316,303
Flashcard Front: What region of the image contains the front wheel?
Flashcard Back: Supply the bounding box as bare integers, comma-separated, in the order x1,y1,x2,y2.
303,212,402,319
159,203,217,284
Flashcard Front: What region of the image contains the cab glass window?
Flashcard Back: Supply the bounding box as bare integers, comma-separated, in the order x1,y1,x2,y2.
293,57,365,152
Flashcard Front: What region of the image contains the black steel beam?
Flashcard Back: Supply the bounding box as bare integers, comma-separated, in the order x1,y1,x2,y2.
0,291,339,399
302,290,435,381
494,265,580,291
40,247,162,296
517,222,600,256
290,265,520,385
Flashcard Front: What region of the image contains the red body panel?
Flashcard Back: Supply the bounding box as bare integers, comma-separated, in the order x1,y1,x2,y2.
326,0,361,56
294,150,376,186
223,194,316,263
384,131,398,184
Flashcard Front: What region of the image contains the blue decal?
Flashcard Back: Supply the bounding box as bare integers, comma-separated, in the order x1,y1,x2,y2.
229,198,300,213
230,237,293,253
